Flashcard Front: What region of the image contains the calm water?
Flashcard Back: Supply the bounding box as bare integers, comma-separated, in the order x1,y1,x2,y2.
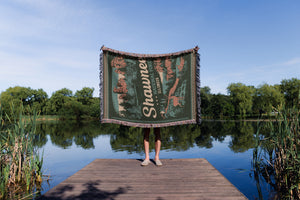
35,120,275,199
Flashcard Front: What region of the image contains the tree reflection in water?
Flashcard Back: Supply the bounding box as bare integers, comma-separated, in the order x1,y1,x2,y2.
33,120,277,199
34,120,259,153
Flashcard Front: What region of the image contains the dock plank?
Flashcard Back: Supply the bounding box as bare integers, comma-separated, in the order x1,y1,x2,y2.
41,159,247,200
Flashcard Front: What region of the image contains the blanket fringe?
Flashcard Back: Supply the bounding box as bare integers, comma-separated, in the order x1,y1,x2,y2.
196,51,201,125
101,46,199,58
101,119,197,128
99,48,104,122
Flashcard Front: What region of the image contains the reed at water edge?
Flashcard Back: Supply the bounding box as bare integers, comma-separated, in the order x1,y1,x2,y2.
253,106,300,199
0,104,44,200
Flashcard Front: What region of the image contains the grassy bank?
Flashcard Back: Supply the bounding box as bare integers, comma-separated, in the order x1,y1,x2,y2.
35,115,59,121
253,107,300,199
0,105,44,199
24,115,100,122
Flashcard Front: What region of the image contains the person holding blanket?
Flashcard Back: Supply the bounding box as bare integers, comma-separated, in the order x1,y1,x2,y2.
141,128,162,166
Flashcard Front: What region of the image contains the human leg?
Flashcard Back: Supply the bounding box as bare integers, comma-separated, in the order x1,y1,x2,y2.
154,128,161,162
143,128,150,161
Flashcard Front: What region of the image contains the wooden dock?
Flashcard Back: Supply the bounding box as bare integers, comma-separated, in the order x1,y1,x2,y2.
41,159,247,200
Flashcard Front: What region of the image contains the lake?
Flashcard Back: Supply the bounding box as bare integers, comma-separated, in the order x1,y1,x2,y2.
35,120,276,199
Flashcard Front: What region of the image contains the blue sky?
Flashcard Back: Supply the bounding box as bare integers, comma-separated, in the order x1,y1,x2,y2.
0,0,299,96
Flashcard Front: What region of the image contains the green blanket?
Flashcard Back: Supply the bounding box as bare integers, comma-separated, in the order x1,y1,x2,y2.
99,46,201,127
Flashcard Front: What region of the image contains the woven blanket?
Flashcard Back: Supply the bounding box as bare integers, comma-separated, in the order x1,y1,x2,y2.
99,46,201,127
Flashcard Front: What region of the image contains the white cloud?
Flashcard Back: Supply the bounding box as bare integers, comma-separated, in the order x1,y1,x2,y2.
0,1,104,95
282,57,300,66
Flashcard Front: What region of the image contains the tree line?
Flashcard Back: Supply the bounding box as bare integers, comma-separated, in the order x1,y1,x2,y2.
201,78,300,119
0,87,100,120
0,77,299,120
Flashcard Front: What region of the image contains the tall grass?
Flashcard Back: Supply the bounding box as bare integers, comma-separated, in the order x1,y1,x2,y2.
0,104,44,200
253,107,300,199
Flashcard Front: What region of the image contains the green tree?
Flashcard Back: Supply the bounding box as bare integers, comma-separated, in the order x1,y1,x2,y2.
200,86,212,116
253,83,284,116
46,88,73,114
75,87,94,105
59,99,86,121
227,83,255,118
209,94,234,119
280,78,300,108
31,89,48,114
87,97,100,118
0,86,48,117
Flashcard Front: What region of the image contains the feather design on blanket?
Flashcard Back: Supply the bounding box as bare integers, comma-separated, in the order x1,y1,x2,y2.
99,46,201,127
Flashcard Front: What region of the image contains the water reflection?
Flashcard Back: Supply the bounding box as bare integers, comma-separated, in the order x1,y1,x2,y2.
35,121,108,149
229,121,256,153
34,120,276,199
34,120,259,153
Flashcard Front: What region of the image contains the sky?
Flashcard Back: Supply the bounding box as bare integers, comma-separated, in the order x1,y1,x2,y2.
0,0,300,97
